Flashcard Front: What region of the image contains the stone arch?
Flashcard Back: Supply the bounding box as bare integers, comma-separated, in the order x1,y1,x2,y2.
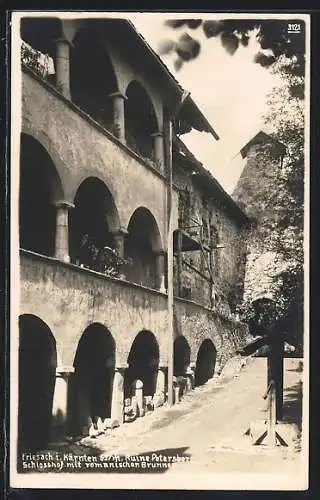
70,26,119,132
194,339,217,387
124,207,163,288
125,330,160,399
174,336,191,376
125,79,160,159
69,176,121,268
19,132,65,257
70,323,116,436
18,314,57,452
21,121,70,198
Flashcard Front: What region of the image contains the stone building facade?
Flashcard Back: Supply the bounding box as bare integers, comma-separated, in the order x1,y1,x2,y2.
17,17,250,452
233,131,288,304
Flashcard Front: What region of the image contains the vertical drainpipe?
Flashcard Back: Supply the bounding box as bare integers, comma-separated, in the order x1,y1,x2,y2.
165,91,190,407
164,107,174,406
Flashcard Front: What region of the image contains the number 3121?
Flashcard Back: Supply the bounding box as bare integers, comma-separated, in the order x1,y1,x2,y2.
288,23,301,33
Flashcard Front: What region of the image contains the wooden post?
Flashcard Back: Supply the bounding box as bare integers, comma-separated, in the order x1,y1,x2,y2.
267,380,277,447
268,333,284,422
275,333,284,421
164,91,190,407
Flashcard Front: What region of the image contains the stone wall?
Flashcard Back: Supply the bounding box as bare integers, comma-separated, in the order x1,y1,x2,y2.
19,251,248,370
173,163,247,312
232,139,288,304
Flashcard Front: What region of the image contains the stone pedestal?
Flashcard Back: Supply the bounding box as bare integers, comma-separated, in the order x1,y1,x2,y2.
133,379,144,417
54,38,71,99
155,251,166,292
52,366,74,440
173,382,180,404
111,366,126,424
156,366,166,395
153,365,167,407
151,132,164,173
186,363,195,390
54,200,74,262
108,91,127,143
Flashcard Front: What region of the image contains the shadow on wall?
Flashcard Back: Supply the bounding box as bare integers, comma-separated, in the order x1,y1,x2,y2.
124,207,161,289
19,133,61,257
174,336,191,376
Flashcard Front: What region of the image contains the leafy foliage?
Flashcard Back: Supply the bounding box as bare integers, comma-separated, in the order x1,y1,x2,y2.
233,55,305,349
21,41,51,80
162,18,305,75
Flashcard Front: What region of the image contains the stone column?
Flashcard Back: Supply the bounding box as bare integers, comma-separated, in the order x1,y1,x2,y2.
112,229,127,279
51,366,74,440
111,365,127,424
54,200,74,263
155,251,166,292
151,132,164,173
108,91,127,143
54,38,71,99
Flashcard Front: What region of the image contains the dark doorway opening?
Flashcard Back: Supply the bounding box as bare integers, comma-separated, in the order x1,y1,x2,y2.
18,314,57,453
195,339,217,387
125,330,159,399
71,323,115,435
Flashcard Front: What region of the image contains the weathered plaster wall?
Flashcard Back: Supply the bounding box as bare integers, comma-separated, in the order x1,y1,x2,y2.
22,71,175,248
173,164,247,311
20,251,248,371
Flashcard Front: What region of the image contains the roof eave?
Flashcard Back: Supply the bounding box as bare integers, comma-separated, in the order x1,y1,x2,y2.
126,20,219,140
175,139,250,224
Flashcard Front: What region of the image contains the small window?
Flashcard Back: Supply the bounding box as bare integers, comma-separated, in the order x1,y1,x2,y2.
181,285,192,300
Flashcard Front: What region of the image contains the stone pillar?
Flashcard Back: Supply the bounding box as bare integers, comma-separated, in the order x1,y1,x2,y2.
54,201,74,263
111,366,126,424
112,229,127,279
54,38,71,99
155,251,166,292
51,366,74,440
151,132,164,172
108,91,127,143
173,377,180,404
186,363,196,391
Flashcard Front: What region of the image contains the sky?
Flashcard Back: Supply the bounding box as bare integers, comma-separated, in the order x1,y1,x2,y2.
131,14,280,194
